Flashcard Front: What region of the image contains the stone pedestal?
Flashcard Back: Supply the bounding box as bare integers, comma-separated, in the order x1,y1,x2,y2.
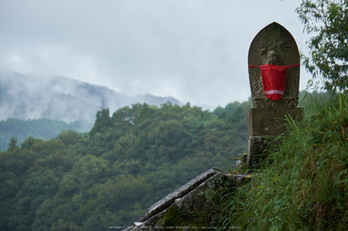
247,107,303,168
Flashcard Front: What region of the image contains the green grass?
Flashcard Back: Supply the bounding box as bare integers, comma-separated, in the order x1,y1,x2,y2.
220,92,348,230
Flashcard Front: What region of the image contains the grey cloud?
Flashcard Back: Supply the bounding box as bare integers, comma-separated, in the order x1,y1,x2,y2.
0,0,312,108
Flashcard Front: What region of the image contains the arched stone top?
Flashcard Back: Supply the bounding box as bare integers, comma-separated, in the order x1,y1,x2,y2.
248,22,300,108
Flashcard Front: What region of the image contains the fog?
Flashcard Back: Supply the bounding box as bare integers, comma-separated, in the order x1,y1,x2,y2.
0,70,182,125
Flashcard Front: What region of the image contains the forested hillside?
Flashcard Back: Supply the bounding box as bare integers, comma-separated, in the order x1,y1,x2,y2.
0,100,251,230
0,119,92,151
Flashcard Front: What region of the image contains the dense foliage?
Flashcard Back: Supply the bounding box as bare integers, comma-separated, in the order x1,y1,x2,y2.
0,101,250,230
296,0,348,91
221,93,348,230
0,118,92,151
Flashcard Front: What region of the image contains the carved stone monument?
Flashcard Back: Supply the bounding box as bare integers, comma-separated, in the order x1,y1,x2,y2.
247,22,303,168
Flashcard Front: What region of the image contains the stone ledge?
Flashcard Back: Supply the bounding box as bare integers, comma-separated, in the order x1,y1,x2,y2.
124,169,250,231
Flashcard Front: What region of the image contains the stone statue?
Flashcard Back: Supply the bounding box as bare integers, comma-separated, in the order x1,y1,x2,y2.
248,22,301,108
246,22,303,169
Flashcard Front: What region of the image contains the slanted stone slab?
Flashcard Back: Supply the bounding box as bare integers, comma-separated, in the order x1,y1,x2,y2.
123,209,169,231
124,172,250,231
137,168,216,223
174,172,245,212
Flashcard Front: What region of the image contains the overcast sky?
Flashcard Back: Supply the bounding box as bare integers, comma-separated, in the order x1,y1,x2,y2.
0,0,312,108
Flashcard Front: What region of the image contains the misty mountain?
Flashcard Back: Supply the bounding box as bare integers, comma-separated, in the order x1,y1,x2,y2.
0,70,181,123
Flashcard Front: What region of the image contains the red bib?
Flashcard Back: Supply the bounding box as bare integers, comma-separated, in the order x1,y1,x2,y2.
249,64,300,100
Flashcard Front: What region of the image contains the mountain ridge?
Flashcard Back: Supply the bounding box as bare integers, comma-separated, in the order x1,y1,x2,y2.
0,70,181,123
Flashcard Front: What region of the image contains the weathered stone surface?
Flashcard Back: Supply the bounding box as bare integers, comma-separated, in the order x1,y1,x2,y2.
247,108,303,169
248,22,300,108
136,168,216,223
247,107,303,137
175,173,231,211
124,169,249,231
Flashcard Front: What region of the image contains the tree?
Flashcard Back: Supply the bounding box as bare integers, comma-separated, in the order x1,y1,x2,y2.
90,108,112,136
57,130,84,147
296,0,348,91
7,138,18,151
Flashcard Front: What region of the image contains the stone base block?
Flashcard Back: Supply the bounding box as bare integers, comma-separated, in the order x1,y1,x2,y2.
247,107,303,169
247,107,303,137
